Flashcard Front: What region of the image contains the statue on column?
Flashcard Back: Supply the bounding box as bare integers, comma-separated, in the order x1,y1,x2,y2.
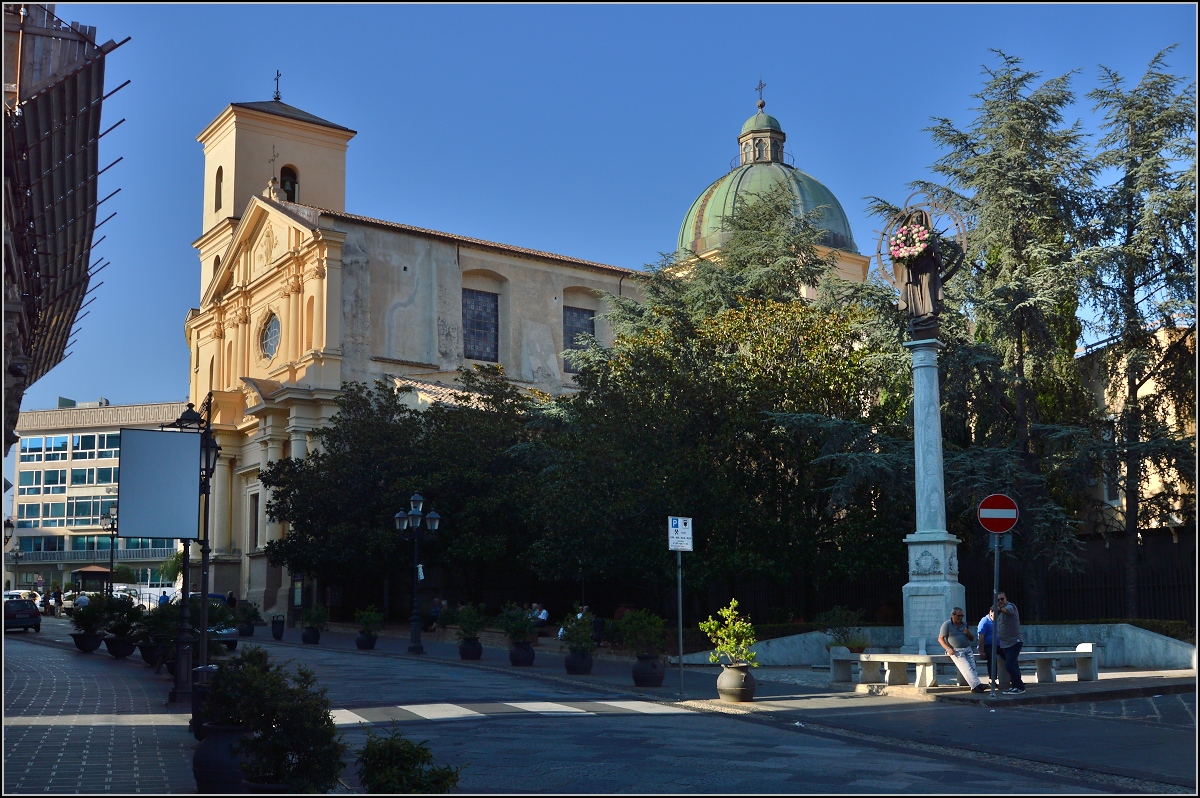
879,194,966,339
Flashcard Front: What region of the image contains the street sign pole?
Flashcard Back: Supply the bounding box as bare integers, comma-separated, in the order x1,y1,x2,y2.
677,549,684,700
668,516,693,702
991,532,1000,697
978,494,1018,699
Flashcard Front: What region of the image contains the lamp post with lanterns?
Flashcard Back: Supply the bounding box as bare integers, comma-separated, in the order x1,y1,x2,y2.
394,494,440,654
102,504,118,597
4,518,21,590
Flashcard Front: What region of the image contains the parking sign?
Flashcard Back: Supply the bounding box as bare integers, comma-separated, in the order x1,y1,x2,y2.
668,517,693,551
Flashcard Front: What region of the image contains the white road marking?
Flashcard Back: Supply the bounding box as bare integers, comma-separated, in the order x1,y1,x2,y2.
399,703,485,720
330,709,371,726
504,701,594,715
597,701,694,714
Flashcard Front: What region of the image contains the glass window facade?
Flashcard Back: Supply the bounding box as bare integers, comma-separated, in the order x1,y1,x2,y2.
462,288,499,362
19,437,43,462
44,435,68,461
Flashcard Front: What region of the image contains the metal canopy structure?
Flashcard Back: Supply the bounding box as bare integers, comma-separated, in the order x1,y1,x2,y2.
3,4,128,453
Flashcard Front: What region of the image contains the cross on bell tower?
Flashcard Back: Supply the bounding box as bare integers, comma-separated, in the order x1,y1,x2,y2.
755,79,766,109
273,70,282,102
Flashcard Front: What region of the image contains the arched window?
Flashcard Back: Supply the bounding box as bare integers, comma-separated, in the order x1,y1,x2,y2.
305,295,315,351
214,167,223,212
742,142,751,164
754,139,765,161
280,166,298,203
207,357,214,393
214,255,221,276
226,341,234,387
770,140,780,161
260,314,281,359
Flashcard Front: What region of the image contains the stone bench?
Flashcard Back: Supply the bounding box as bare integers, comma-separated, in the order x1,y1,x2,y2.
831,643,1098,688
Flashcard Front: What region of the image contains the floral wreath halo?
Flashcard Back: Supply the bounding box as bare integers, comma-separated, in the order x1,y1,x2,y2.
875,191,968,292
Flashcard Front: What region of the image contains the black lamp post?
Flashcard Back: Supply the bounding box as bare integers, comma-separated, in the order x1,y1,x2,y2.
102,504,118,598
394,494,440,654
197,426,220,671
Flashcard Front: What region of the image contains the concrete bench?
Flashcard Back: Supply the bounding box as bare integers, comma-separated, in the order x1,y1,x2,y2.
831,643,1098,688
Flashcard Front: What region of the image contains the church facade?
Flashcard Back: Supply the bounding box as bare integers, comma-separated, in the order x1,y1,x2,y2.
184,97,867,612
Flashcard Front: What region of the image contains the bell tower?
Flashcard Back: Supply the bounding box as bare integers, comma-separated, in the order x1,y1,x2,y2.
194,98,356,297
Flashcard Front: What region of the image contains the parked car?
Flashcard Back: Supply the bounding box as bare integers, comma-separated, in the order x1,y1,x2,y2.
4,590,40,604
187,592,239,651
61,592,75,617
4,598,41,632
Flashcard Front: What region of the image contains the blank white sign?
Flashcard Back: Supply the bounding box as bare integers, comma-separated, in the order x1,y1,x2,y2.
116,428,200,540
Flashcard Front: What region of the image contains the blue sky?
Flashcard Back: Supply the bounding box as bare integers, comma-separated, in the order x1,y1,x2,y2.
5,3,1196,497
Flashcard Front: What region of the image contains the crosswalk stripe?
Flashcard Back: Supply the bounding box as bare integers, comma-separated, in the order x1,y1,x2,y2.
399,703,485,720
596,701,694,714
330,709,371,726
504,701,594,715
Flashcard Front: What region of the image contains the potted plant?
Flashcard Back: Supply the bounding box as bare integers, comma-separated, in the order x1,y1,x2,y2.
454,603,485,661
615,609,667,687
559,604,597,675
70,595,107,652
103,594,144,659
301,605,328,645
355,606,384,650
195,645,346,793
355,722,461,793
235,602,263,637
814,606,868,653
499,602,535,666
698,599,759,702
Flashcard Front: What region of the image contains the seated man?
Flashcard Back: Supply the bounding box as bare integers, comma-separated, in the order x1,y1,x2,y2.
532,603,549,628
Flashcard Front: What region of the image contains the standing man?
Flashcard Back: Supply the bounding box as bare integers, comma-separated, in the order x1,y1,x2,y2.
977,608,996,685
939,607,986,693
995,592,1025,694
54,587,63,618
159,591,170,607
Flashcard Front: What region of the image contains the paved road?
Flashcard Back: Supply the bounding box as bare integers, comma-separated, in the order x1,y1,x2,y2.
3,619,1194,793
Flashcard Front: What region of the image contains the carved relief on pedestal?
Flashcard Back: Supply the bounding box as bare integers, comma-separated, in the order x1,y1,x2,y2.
948,551,959,576
911,549,942,577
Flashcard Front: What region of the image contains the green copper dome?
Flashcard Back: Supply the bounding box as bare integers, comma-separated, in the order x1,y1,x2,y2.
741,112,782,134
678,104,859,255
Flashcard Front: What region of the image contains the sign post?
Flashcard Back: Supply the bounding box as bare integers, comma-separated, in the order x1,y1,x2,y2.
668,517,692,701
978,494,1018,697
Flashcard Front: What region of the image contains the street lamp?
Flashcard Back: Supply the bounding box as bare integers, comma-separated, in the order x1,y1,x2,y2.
102,504,118,598
4,518,20,590
394,493,440,654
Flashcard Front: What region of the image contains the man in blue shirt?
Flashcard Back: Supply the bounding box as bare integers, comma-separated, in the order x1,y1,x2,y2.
977,608,996,684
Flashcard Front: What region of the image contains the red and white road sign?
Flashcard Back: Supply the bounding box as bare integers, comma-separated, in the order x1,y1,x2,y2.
978,494,1019,533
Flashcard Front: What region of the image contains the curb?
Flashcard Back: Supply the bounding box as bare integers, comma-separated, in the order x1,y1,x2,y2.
933,678,1197,707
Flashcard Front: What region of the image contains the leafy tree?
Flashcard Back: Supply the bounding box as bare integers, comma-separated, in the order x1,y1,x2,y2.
1074,48,1196,616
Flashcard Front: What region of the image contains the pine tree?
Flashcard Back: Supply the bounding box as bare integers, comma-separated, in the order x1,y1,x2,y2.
1075,49,1196,617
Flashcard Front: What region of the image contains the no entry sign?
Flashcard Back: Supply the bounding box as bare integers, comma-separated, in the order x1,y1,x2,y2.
978,494,1018,533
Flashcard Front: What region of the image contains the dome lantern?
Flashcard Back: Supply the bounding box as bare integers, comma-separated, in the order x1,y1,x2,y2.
738,99,786,165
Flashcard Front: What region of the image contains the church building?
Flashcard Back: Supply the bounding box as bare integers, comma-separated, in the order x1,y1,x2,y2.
183,94,866,612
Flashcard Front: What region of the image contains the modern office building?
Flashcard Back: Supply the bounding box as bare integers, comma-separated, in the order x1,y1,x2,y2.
5,399,185,592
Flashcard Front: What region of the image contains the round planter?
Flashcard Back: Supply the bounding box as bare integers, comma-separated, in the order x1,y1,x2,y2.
69,632,103,653
137,642,158,666
632,654,666,687
270,618,285,640
716,663,757,703
237,622,255,637
241,779,292,794
301,628,321,645
104,636,137,659
355,633,377,650
564,649,594,675
458,637,483,660
192,723,250,794
508,641,535,666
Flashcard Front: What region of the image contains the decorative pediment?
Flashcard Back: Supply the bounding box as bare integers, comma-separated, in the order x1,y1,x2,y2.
201,195,321,308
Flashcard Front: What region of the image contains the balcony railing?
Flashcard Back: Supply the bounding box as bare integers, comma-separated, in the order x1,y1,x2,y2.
4,547,177,564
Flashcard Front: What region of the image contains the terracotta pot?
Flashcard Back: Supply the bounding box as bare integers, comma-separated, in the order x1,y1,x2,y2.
458,637,483,660
301,628,320,645
104,636,137,659
716,663,757,702
508,641,535,666
192,723,249,794
355,633,377,650
137,642,158,666
564,649,593,675
632,654,665,687
69,632,103,653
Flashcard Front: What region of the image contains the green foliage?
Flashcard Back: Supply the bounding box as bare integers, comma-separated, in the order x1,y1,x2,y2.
453,603,485,640
302,605,328,633
158,550,183,584
112,564,137,584
205,645,346,792
614,609,667,656
355,722,461,794
235,601,264,625
698,599,758,666
71,595,107,634
559,604,597,654
814,606,866,647
104,594,145,638
497,602,534,643
134,601,178,644
355,606,384,637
